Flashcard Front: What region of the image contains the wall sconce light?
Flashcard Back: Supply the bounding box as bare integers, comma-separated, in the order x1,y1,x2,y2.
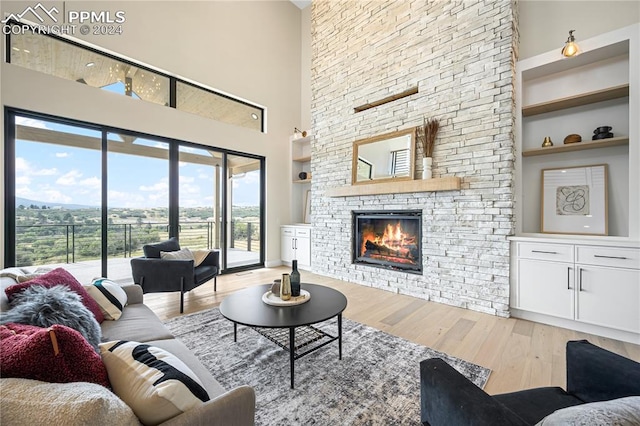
561,30,580,58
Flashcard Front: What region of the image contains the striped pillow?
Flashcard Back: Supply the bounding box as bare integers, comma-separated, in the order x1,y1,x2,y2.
100,340,210,425
85,278,127,320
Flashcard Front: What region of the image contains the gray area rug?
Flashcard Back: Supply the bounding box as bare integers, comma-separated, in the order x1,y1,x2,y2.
165,308,491,425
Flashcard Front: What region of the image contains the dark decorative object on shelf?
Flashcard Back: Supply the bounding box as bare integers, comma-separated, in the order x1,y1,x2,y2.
290,260,301,297
298,172,308,180
593,126,614,140
563,134,582,144
542,136,553,147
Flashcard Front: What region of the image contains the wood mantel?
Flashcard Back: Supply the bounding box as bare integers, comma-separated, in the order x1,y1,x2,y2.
325,176,461,197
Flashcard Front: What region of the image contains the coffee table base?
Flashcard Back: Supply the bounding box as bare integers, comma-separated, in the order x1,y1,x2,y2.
232,314,342,388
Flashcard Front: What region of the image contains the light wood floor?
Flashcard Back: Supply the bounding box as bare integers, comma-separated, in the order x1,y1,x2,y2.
144,266,640,395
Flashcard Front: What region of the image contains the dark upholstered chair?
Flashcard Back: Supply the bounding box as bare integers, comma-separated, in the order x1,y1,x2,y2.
130,237,220,313
420,340,640,425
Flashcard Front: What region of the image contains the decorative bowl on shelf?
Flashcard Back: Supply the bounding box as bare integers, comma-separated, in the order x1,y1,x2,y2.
592,126,614,140
563,134,582,144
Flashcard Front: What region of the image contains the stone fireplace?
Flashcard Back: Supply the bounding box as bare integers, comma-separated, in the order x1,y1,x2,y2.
353,210,422,273
309,1,517,317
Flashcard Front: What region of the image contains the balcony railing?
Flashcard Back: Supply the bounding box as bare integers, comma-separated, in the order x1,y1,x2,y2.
15,221,260,267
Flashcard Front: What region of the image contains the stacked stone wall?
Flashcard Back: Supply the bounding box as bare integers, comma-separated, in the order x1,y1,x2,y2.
310,0,518,317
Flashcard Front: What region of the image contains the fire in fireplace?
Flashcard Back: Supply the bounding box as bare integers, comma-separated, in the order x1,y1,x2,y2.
352,210,422,273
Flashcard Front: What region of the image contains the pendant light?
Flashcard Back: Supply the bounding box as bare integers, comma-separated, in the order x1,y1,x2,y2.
561,30,580,58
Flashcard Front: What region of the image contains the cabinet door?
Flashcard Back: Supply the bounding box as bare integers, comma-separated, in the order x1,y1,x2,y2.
295,236,311,268
576,266,640,333
518,259,574,319
281,228,295,262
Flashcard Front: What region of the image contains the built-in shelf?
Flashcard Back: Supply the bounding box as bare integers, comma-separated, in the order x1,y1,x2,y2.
522,136,629,157
326,176,461,197
292,135,311,144
293,178,312,184
293,155,311,162
522,84,629,117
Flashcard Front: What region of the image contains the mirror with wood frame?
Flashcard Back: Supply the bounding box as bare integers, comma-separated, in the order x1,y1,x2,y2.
352,128,416,184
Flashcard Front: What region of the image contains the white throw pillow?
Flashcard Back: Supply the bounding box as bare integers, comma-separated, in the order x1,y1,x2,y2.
84,278,128,320
160,248,194,261
0,378,139,426
100,340,210,426
536,396,640,425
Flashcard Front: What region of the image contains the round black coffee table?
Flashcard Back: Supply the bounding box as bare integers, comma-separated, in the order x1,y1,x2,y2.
219,283,347,388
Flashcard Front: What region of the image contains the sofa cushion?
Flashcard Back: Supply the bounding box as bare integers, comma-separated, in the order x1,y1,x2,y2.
146,338,227,399
0,284,102,352
536,396,640,425
85,278,128,320
100,303,174,343
0,323,109,388
100,340,210,426
161,248,194,261
144,237,180,258
0,378,138,426
5,268,104,323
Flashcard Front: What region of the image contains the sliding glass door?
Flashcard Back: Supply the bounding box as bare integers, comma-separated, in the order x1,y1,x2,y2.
106,132,170,280
10,115,103,281
178,145,223,258
226,154,264,269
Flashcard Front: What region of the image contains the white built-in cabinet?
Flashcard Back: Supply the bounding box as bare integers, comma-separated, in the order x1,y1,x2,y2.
513,241,639,342
511,24,640,344
281,225,311,270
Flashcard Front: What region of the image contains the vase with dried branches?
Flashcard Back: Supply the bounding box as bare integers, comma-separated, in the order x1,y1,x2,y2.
418,118,439,179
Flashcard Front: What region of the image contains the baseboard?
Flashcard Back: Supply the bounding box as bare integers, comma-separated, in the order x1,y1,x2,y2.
511,308,640,345
265,259,283,268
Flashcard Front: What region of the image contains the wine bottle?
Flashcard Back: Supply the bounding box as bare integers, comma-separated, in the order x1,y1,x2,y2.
290,260,301,297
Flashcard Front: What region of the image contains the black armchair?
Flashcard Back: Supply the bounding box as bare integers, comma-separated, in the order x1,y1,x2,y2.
130,237,220,313
420,339,640,425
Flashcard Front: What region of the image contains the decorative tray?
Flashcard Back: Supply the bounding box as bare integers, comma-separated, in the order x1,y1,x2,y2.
262,289,311,306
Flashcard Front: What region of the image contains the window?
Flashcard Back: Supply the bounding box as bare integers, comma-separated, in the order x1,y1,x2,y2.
10,28,170,106
177,81,262,132
390,149,410,176
6,22,264,132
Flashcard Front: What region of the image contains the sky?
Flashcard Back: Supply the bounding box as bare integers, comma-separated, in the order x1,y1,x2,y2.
14,116,261,208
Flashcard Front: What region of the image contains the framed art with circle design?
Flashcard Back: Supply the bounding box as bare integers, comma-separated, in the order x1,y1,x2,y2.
541,164,608,235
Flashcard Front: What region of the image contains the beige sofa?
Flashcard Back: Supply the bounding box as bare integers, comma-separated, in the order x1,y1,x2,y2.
0,275,255,426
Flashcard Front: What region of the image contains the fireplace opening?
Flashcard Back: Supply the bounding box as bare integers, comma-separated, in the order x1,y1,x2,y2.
352,210,422,274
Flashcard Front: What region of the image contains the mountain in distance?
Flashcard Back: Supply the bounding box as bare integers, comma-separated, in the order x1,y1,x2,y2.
16,197,97,210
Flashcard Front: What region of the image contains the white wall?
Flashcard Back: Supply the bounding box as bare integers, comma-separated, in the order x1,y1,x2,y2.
300,5,312,131
0,1,303,268
518,1,640,59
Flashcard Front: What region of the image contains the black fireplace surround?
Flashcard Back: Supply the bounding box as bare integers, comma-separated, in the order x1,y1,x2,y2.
352,210,422,274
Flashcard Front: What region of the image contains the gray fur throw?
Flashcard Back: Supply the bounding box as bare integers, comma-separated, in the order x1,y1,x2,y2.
0,284,102,352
